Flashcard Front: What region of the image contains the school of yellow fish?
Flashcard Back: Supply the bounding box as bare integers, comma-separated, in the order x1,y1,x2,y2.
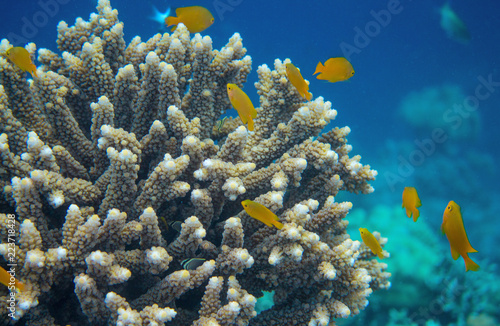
400,187,479,271
360,186,479,272
0,2,479,304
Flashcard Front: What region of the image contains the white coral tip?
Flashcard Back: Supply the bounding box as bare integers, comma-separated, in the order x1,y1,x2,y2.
270,193,283,205
195,228,206,238
202,159,213,168
56,247,67,260
191,189,203,200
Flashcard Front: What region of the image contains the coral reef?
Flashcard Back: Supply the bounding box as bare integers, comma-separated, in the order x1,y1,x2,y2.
344,205,500,326
0,0,388,325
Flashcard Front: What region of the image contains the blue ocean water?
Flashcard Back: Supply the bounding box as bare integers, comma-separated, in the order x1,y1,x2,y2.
1,0,499,325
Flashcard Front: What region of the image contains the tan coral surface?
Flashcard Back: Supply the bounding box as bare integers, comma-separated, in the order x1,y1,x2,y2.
0,1,388,325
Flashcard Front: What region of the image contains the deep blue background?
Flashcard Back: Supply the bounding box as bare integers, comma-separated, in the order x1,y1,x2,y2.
1,0,499,157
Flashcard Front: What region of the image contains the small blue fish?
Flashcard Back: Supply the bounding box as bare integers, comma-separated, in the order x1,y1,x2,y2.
216,117,228,133
169,221,182,232
439,2,470,44
181,258,206,270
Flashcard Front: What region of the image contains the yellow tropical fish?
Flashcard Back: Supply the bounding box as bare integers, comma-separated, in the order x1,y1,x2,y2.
285,63,312,101
227,84,257,131
4,46,37,78
359,228,384,259
241,200,283,230
313,57,354,83
441,201,479,272
165,6,214,33
0,266,25,292
402,187,422,222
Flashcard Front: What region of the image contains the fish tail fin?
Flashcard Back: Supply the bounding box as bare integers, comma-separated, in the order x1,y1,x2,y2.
273,221,284,230
463,254,480,272
377,251,385,259
305,91,312,101
412,209,420,222
404,207,411,218
151,5,171,25
165,16,179,27
247,117,254,131
313,62,324,75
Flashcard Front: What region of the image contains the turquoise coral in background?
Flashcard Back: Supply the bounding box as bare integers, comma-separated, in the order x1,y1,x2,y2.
344,204,500,326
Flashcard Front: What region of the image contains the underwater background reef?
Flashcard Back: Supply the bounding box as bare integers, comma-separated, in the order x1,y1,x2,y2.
1,0,500,325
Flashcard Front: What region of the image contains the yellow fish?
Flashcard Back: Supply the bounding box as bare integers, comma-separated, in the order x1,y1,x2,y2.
165,6,214,33
359,228,384,259
402,187,422,222
441,201,479,272
0,266,25,292
241,200,283,230
285,63,312,101
313,57,354,83
227,84,257,131
4,46,37,78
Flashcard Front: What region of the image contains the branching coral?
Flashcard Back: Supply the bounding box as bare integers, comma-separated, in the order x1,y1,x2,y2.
0,1,388,325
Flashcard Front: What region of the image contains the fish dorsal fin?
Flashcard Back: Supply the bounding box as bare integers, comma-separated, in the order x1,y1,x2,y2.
175,7,185,16
176,6,196,16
